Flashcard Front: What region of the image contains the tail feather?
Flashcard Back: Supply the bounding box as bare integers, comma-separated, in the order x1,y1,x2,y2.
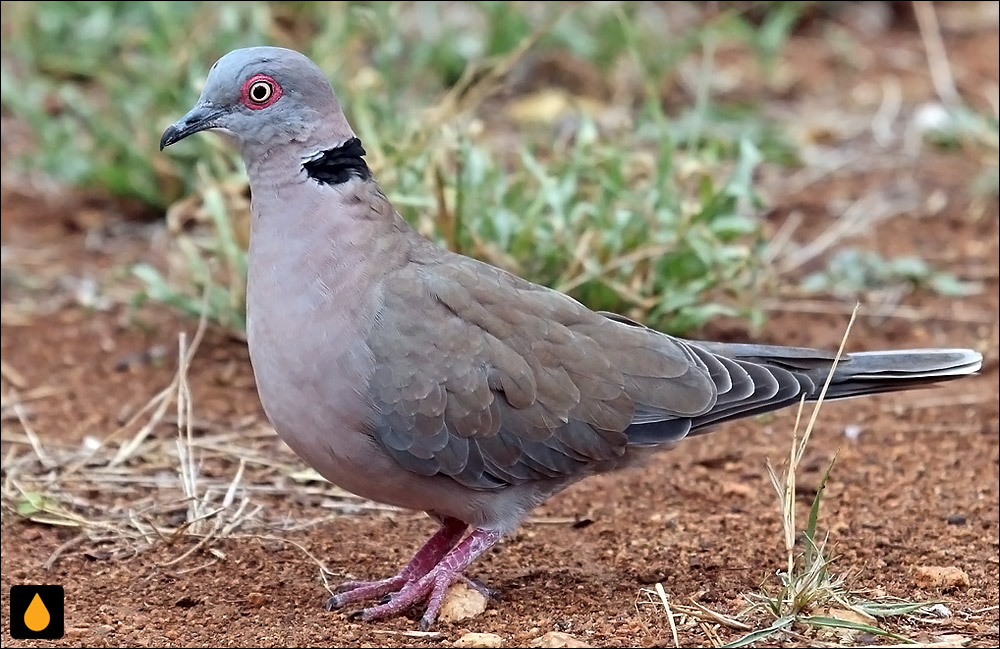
811,348,984,400
694,343,982,399
625,344,983,444
828,348,984,381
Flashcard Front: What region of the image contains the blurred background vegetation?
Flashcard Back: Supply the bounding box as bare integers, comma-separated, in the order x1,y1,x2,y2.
1,1,993,334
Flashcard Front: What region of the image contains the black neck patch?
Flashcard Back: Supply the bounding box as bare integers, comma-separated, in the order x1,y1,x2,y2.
303,138,373,185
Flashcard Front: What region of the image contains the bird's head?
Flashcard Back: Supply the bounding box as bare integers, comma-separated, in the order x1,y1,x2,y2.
160,46,354,156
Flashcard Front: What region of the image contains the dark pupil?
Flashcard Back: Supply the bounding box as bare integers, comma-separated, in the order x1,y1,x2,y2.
251,83,269,101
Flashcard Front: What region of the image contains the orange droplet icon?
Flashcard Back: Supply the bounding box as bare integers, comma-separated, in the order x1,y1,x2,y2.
24,592,51,632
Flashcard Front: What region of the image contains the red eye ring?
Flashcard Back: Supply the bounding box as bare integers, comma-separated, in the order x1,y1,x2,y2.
241,74,282,110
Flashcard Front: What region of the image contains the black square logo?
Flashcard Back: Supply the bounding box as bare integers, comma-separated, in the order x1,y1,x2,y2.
9,585,64,639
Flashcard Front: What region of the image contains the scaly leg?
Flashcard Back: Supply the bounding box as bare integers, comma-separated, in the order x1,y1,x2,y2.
349,527,502,630
326,517,467,610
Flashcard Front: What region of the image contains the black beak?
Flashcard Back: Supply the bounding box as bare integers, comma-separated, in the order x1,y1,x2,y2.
159,104,225,150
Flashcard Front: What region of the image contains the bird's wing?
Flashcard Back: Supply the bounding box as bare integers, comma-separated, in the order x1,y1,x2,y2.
365,253,720,490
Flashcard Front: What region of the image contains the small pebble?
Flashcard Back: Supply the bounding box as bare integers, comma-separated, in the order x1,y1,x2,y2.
246,592,267,608
914,565,970,590
438,581,488,623
530,631,592,648
455,632,503,648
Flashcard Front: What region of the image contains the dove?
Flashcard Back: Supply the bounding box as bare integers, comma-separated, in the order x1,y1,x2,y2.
160,46,983,629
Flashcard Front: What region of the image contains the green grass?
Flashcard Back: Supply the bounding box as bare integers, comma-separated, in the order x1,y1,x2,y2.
4,1,810,334
718,310,937,647
801,248,981,299
2,2,990,334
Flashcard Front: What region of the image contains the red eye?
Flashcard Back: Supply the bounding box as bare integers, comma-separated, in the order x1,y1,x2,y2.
241,74,282,110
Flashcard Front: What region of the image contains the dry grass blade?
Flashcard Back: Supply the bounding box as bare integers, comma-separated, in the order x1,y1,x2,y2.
1,385,66,418
774,193,917,276
109,291,210,467
43,533,87,571
912,1,960,108
773,304,859,579
677,600,753,631
655,583,681,648
13,401,56,470
251,533,338,595
0,359,28,388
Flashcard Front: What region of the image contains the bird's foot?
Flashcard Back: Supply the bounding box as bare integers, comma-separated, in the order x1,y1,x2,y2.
339,527,502,629
328,570,498,613
347,565,457,629
326,517,468,610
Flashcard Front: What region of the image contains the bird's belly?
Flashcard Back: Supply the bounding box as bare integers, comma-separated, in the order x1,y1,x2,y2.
250,352,464,512
244,291,378,484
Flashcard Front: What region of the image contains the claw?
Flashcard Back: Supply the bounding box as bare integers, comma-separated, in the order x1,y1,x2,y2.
346,608,365,621
461,576,499,600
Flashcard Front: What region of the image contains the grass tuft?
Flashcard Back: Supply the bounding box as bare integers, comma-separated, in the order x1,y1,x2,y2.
4,2,983,337
722,305,934,646
2,2,811,335
640,306,947,647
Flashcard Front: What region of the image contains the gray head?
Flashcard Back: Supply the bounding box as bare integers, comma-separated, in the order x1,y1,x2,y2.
160,46,354,156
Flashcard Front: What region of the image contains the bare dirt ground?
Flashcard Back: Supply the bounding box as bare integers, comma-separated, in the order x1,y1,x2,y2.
2,9,998,649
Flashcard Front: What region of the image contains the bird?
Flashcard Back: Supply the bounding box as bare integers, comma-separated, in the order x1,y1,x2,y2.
160,46,983,629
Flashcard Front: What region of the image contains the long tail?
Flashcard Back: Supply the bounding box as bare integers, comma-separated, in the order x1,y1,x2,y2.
627,343,983,443
693,343,982,430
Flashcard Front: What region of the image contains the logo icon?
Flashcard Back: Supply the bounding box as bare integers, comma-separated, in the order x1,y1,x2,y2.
9,585,64,639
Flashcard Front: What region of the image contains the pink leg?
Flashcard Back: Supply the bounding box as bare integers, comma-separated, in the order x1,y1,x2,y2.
326,517,467,610
351,527,502,630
